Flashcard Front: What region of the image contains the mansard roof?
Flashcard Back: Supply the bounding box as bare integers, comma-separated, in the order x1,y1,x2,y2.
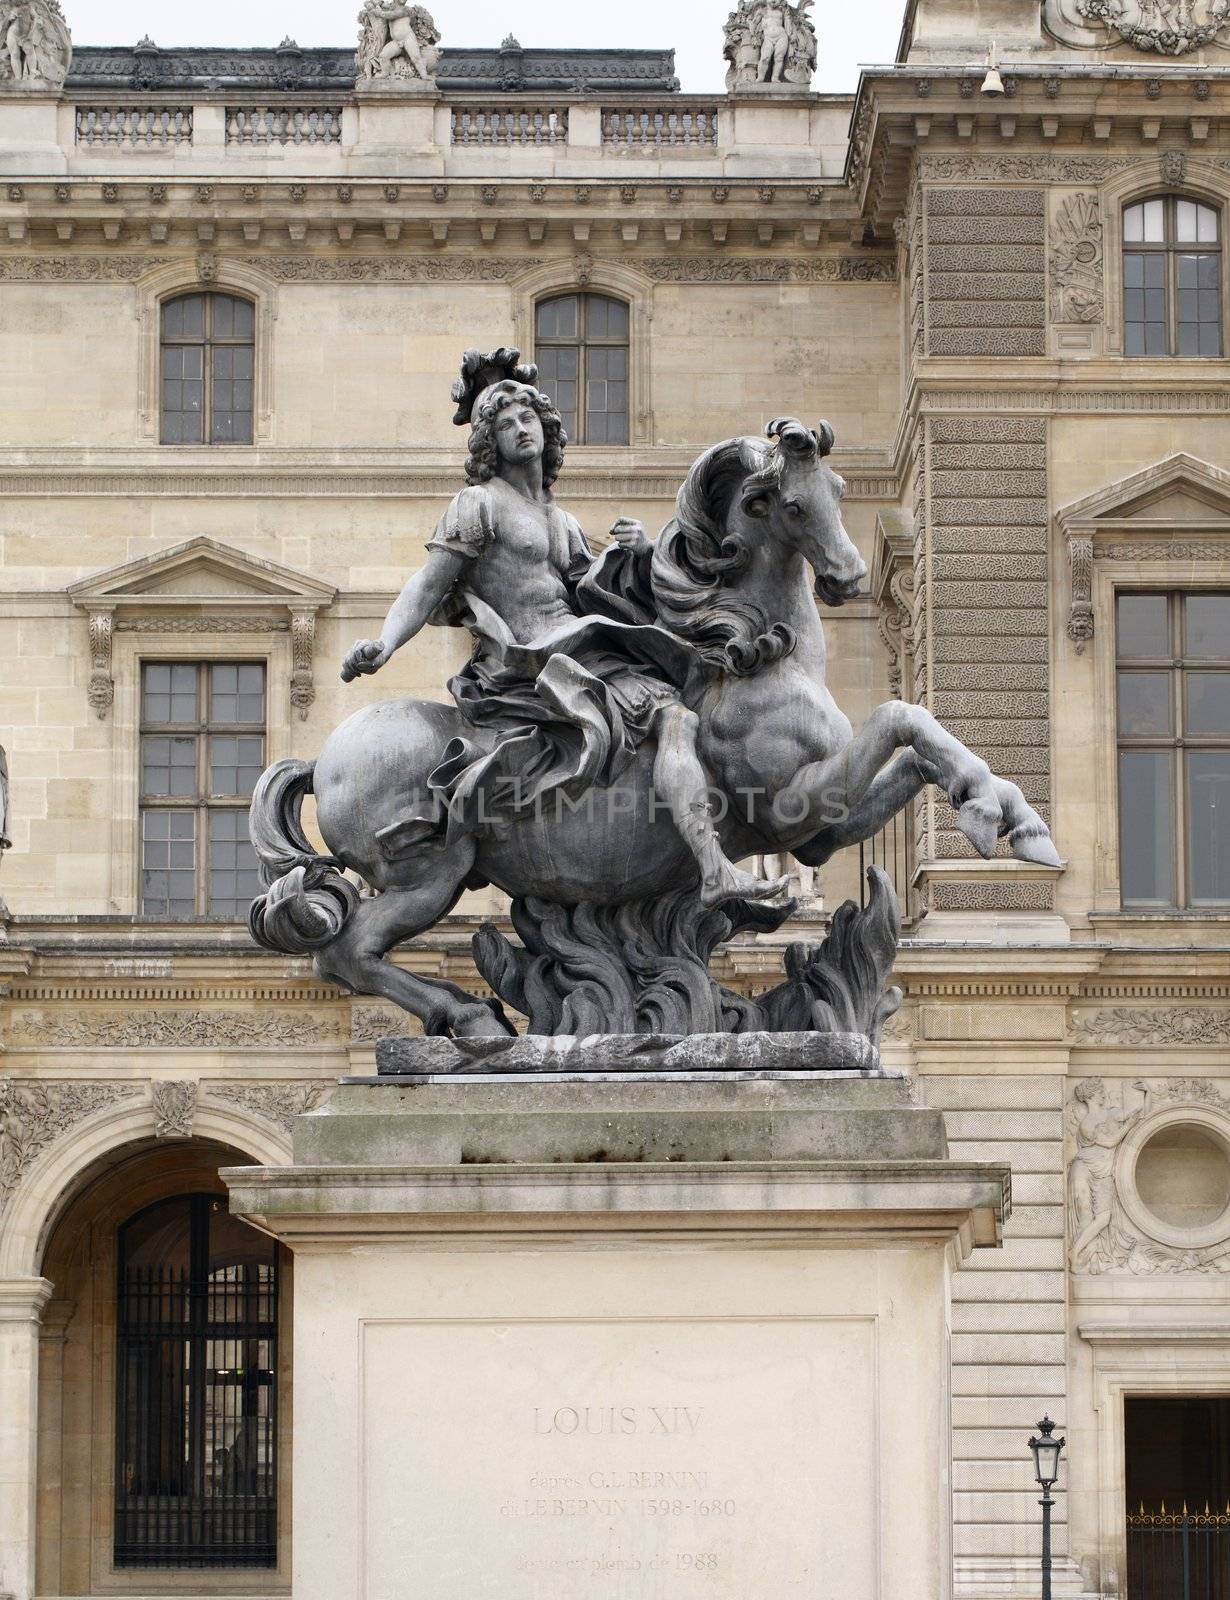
67,44,680,96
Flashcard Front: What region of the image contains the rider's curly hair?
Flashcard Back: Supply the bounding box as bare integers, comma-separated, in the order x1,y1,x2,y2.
465,381,568,490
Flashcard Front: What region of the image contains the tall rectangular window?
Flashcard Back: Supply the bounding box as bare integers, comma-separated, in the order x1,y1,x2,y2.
161,293,255,445
535,292,630,445
140,662,265,919
1124,197,1223,359
1117,593,1230,909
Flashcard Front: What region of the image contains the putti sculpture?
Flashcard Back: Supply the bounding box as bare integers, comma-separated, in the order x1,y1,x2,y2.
0,0,72,89
356,0,441,82
249,351,1059,1044
724,0,818,90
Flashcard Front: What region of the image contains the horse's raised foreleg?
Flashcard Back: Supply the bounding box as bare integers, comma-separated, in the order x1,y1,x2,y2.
792,750,931,867
779,701,1059,866
314,872,514,1039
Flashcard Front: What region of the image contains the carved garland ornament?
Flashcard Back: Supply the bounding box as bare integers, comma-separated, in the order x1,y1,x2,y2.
208,1081,332,1134
1050,193,1104,326
0,1078,139,1211
1070,1007,1230,1046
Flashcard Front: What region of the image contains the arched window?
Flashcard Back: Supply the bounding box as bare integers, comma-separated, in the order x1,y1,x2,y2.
1123,196,1223,358
161,292,255,444
534,292,630,445
115,1193,279,1568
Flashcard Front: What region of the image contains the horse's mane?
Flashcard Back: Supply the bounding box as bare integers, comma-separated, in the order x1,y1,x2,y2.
651,435,796,678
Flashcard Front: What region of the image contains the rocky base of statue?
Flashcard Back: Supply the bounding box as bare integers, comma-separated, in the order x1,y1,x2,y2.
375,1028,885,1080
466,866,902,1044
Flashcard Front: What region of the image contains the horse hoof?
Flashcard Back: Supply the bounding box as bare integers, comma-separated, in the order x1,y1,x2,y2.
453,1002,516,1039
1008,823,1062,868
956,798,1000,860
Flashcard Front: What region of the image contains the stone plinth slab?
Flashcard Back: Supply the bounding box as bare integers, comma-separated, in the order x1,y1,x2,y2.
225,1075,1009,1600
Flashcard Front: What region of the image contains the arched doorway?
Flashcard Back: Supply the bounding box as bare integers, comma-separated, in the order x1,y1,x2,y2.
35,1140,291,1596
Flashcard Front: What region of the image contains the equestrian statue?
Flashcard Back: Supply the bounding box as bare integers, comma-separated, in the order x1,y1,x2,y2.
249,349,1059,1042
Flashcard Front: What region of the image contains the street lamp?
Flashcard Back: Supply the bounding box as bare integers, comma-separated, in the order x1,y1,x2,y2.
1028,1417,1066,1600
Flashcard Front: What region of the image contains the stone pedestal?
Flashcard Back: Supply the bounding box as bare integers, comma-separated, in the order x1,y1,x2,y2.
225,1069,1008,1600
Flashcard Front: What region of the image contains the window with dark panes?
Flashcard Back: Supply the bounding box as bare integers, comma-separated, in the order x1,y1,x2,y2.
535,292,630,445
161,292,255,444
1123,197,1223,358
1117,593,1230,909
115,1194,279,1569
139,662,265,919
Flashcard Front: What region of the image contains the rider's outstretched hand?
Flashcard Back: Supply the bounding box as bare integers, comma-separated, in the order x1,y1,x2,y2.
341,639,389,682
610,517,652,556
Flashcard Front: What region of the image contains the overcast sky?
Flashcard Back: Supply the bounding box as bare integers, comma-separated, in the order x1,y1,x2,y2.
64,0,907,94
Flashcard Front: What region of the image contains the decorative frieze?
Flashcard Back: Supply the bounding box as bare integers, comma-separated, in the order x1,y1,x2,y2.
639,255,896,284
0,1079,138,1211
7,1009,347,1048
1070,1007,1230,1047
240,254,542,283
921,154,1138,184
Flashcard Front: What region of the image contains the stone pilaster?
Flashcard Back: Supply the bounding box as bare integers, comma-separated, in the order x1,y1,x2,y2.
0,1278,53,1600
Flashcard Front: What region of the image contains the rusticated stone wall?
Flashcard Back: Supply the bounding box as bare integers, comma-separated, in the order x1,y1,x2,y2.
922,413,1052,897
925,188,1047,359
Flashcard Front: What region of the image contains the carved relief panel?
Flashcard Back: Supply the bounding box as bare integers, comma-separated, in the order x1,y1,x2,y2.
1045,0,1230,53
1068,1077,1230,1275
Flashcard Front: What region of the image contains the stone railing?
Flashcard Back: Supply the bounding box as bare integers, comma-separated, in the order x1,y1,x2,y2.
602,105,721,148
75,106,194,148
450,105,569,147
225,106,345,146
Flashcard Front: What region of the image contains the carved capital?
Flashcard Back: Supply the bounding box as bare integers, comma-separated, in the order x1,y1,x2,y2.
1066,534,1095,653
87,611,114,719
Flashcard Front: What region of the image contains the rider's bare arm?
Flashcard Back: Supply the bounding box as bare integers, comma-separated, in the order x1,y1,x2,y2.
341,547,465,682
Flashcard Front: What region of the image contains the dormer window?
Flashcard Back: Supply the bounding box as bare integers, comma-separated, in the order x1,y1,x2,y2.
1123,197,1222,359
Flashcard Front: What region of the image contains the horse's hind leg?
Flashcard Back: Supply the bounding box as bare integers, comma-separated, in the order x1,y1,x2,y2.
314,871,513,1039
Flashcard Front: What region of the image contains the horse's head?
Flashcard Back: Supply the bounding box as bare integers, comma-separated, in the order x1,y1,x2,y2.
653,419,867,676
740,418,867,607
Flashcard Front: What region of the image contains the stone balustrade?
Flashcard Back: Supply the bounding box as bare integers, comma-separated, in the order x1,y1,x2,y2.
225,106,346,146
74,105,194,148
33,91,842,177
449,105,569,147
602,105,721,148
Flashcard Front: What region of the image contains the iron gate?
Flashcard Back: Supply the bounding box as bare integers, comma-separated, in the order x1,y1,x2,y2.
115,1194,278,1568
1128,1507,1230,1600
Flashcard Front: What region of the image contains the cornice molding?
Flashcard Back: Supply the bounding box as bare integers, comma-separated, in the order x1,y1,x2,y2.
0,451,898,502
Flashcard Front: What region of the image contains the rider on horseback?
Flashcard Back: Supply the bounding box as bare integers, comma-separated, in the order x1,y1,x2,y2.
341,348,787,910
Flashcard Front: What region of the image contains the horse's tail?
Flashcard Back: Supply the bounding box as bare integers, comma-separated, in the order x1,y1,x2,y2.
248,759,360,956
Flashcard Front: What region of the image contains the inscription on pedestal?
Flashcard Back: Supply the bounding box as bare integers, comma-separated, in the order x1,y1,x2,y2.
362,1319,877,1599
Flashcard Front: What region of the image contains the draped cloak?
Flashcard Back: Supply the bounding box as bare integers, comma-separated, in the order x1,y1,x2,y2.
406,484,697,848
